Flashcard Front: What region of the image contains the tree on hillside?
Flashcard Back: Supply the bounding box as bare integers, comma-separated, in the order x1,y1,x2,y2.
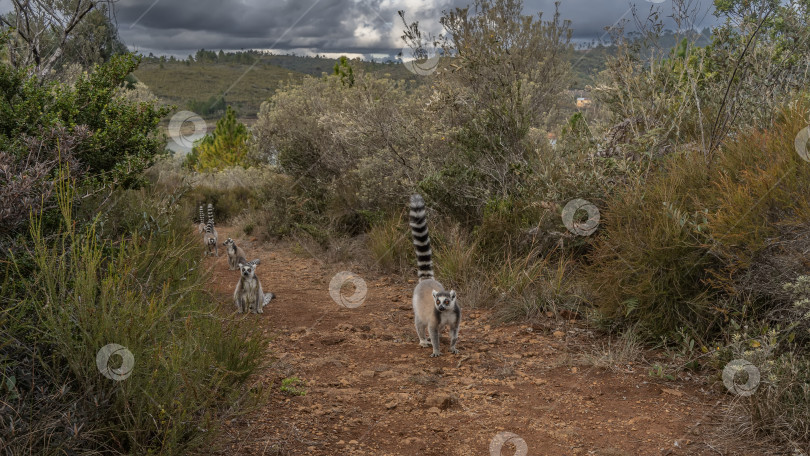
333,55,355,87
0,0,122,79
185,106,250,172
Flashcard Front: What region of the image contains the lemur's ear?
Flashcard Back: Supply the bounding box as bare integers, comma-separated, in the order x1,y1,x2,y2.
449,290,456,300
432,290,438,299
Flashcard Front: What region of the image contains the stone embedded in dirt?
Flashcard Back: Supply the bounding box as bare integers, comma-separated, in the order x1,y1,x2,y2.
553,330,565,338
358,324,371,332
425,392,458,410
319,335,345,346
360,370,375,378
427,406,441,414
336,323,355,332
385,400,398,410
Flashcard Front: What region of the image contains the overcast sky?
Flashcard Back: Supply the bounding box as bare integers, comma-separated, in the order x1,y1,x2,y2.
0,0,720,59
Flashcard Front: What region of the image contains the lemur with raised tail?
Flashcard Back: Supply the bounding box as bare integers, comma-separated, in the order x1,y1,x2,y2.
409,194,460,357
234,259,275,314
204,203,218,256
197,204,206,234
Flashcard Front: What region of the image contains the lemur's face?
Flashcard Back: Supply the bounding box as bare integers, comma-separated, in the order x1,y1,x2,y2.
432,290,457,312
223,238,234,247
208,237,216,246
239,260,260,279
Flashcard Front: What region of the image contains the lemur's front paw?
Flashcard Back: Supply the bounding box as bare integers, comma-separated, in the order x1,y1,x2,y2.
449,348,459,354
419,341,431,348
430,352,441,358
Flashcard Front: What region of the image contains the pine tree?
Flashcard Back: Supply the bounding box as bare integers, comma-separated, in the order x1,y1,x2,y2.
333,55,355,87
186,106,250,171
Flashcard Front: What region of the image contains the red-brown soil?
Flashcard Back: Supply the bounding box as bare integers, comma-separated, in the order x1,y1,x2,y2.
202,227,771,456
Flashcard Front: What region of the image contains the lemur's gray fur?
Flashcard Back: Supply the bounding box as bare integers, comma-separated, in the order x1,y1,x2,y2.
222,238,247,270
409,194,460,357
233,259,274,314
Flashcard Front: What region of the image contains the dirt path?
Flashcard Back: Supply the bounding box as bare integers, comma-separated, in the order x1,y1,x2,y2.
203,227,733,456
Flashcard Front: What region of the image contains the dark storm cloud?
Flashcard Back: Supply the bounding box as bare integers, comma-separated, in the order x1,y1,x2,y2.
112,0,718,56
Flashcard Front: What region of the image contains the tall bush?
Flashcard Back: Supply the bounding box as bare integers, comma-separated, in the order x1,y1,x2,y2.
0,174,264,454
588,102,810,341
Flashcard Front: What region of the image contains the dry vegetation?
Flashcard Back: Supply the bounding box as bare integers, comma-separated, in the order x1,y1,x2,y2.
3,0,810,453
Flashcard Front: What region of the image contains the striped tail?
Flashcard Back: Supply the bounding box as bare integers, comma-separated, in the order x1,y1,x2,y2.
409,194,433,281
198,204,205,224
207,203,214,226
263,292,275,306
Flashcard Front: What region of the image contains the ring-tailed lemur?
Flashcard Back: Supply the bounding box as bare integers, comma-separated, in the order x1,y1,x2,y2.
222,238,246,270
234,259,275,313
197,204,206,234
409,194,460,357
204,203,218,256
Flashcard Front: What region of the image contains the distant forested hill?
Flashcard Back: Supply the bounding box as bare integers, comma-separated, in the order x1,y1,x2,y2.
134,30,712,118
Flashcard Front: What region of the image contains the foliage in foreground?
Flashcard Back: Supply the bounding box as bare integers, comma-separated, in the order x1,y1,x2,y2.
0,176,265,455
0,50,170,237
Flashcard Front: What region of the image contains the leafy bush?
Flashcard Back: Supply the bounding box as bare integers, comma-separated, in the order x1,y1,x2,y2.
0,50,170,237
1,53,170,185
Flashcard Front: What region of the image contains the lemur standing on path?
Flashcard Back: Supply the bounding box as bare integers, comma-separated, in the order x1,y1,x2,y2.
409,194,460,357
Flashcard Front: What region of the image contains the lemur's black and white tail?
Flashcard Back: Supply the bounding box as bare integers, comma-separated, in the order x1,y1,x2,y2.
206,203,215,233
409,194,434,281
198,204,205,224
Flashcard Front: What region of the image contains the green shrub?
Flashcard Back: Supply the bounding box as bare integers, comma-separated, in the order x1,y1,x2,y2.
0,52,170,187
0,50,170,238
588,103,810,341
710,326,810,448
0,175,265,455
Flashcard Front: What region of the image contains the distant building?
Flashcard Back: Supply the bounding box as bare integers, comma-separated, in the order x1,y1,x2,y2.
576,97,592,108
